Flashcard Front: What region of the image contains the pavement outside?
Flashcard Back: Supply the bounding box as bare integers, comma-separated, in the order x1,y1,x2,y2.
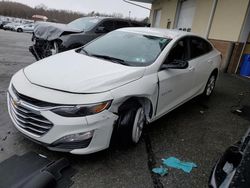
0,30,250,188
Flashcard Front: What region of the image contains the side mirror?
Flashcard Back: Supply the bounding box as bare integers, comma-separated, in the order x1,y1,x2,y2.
161,60,189,70
96,26,106,33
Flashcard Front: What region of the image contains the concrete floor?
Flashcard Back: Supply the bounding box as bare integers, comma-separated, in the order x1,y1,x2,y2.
0,30,250,188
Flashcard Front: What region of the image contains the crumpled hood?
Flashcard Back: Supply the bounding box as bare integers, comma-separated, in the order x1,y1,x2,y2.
24,50,145,93
34,22,82,41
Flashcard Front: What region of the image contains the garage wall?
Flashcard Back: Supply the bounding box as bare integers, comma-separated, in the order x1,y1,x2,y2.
209,0,249,42
239,3,250,43
191,0,213,37
150,0,178,28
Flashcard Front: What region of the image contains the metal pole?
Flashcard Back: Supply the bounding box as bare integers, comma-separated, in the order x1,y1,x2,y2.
123,0,151,10
205,0,218,39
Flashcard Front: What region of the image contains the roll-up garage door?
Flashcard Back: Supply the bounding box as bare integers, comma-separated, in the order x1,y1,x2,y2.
153,9,162,28
176,0,196,32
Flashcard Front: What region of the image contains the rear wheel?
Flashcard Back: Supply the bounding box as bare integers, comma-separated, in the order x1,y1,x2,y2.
115,103,145,146
202,73,217,98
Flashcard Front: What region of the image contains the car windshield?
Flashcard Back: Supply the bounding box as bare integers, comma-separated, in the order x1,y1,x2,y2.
67,17,101,31
80,31,171,66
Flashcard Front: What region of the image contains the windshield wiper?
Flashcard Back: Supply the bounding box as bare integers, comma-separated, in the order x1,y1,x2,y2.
91,54,128,65
80,48,89,55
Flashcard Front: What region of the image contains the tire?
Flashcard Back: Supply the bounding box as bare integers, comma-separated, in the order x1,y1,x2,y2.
17,28,23,32
115,102,145,146
202,73,217,98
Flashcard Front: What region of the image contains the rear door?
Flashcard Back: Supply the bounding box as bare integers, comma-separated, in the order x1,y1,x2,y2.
188,36,214,92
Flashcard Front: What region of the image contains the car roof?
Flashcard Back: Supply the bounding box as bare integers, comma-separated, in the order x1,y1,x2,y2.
118,27,195,39
79,16,138,22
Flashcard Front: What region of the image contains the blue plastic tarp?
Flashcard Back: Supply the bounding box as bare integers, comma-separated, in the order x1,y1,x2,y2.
152,167,168,176
162,157,197,173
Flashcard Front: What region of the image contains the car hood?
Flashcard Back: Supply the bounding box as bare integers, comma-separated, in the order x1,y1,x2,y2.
33,22,82,41
24,50,145,93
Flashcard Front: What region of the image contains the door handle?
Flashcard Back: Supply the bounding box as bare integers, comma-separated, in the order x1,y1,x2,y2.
208,59,213,63
189,66,195,71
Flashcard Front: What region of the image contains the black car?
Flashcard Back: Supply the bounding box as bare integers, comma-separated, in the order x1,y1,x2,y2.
30,17,147,60
209,128,250,188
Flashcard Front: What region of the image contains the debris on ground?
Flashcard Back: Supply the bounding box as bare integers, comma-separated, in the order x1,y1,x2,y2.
152,156,197,177
236,109,242,113
200,110,205,114
152,166,168,176
231,107,243,115
2,136,7,141
231,91,250,119
231,105,250,122
162,157,197,173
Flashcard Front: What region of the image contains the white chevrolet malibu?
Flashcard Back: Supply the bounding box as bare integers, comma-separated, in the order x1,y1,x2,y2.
7,28,221,154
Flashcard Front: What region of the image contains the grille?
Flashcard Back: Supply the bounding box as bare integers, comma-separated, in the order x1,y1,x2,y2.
9,92,53,137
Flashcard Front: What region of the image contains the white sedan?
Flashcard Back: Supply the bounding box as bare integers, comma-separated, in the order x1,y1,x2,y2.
7,28,221,154
15,23,34,33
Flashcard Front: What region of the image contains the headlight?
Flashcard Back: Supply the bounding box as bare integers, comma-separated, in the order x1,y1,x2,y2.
51,100,112,117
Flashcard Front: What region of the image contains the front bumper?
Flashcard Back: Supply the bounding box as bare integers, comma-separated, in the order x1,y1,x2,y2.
7,92,118,154
29,36,65,60
7,71,118,154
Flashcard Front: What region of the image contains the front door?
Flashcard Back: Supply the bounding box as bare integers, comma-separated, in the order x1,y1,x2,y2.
157,37,195,117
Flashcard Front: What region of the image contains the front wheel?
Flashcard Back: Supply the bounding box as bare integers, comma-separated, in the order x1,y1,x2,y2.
115,103,145,146
202,74,216,98
132,107,145,143
17,28,23,32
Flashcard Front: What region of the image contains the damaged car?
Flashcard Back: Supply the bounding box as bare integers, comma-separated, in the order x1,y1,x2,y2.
29,17,147,60
8,28,221,154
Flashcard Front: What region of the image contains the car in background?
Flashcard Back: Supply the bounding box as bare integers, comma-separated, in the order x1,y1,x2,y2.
209,128,250,188
0,21,10,29
3,23,13,30
8,28,221,154
14,23,34,33
3,22,21,31
29,17,148,60
0,21,11,29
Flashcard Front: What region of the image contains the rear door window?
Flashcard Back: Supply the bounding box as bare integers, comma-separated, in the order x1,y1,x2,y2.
189,37,213,59
114,21,130,29
100,20,115,32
